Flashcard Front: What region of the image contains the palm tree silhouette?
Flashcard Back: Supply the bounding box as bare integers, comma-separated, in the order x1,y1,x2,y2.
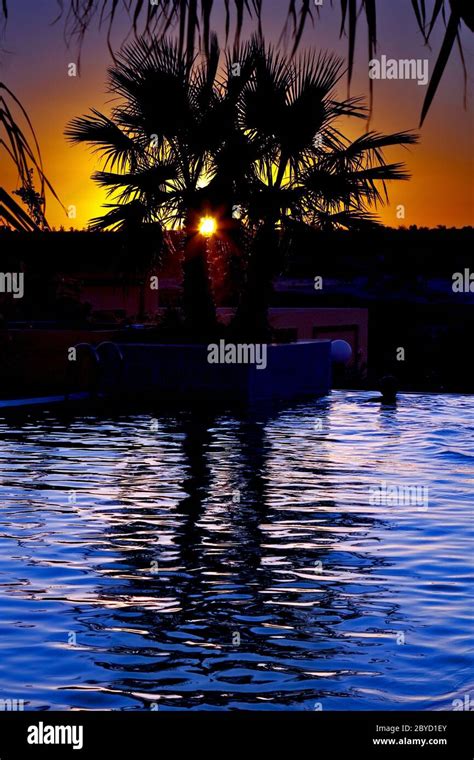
66,36,229,333
66,36,417,335
230,41,418,335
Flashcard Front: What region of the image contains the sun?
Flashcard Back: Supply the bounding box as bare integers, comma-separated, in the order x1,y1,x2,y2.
199,216,217,237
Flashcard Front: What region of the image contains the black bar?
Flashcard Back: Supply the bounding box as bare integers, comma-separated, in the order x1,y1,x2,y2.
0,711,472,758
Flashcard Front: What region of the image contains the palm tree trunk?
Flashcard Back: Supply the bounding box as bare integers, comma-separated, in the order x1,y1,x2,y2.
182,207,218,338
232,222,279,341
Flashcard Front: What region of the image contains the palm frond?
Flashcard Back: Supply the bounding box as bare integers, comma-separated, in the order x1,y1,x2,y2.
419,9,460,126
52,1,265,61
88,198,150,231
65,108,139,170
318,208,381,230
283,208,380,232
0,83,65,227
326,131,418,167
93,164,178,190
412,0,472,125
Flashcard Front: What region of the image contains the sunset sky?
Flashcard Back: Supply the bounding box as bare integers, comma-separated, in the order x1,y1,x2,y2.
1,0,473,229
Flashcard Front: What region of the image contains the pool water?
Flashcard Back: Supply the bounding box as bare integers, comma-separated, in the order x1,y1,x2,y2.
0,391,472,710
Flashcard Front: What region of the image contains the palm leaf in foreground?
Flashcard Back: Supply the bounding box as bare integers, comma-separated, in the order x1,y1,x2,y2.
413,0,474,125
53,0,472,125
0,83,65,228
0,186,42,231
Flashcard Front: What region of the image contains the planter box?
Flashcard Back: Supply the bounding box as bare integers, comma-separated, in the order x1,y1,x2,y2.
114,340,331,403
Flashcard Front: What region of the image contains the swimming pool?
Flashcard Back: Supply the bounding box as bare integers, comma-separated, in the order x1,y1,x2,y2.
0,391,472,710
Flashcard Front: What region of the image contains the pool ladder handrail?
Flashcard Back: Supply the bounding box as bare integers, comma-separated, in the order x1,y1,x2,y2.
65,341,124,401
65,342,100,401
96,341,125,399
96,341,124,364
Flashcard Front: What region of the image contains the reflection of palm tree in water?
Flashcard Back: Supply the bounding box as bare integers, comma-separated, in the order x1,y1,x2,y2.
224,415,271,572
161,410,276,684
143,404,396,637
97,409,273,680
111,411,217,622
84,405,402,708
173,411,214,567
166,411,273,635
167,405,400,708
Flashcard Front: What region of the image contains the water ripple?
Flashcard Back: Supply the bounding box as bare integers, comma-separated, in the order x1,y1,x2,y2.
0,391,472,710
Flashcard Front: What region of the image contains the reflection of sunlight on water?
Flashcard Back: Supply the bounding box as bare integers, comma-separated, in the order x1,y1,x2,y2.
0,391,472,710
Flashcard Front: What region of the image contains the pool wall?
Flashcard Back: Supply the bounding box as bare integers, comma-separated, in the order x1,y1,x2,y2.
115,341,332,403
